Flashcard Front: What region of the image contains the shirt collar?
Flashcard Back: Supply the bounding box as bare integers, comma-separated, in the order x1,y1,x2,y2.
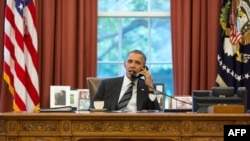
124,75,138,87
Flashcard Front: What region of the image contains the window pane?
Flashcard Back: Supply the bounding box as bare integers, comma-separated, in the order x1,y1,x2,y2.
98,18,119,61
151,0,170,12
98,0,171,12
121,0,148,12
121,18,149,60
97,63,120,77
98,0,119,12
150,18,172,62
150,64,173,95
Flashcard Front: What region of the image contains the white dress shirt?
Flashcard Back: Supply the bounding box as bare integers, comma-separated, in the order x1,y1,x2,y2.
118,76,156,111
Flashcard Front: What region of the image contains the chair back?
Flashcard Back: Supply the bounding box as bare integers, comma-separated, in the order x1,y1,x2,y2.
86,77,104,101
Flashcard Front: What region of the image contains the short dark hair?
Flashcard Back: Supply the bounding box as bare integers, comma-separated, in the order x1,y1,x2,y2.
126,50,147,65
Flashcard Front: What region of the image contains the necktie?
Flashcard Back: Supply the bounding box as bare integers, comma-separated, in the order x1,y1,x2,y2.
116,82,134,110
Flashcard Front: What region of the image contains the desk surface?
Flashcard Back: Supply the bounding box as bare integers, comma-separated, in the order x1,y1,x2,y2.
1,111,250,118
1,112,250,141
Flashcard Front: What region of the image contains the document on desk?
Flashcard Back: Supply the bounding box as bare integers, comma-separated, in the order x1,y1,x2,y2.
39,106,75,112
108,110,160,113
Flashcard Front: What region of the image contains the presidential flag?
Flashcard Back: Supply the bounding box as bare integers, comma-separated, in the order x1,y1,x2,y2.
3,0,39,111
216,0,250,109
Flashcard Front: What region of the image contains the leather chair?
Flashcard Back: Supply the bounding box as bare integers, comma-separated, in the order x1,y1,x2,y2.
86,77,104,102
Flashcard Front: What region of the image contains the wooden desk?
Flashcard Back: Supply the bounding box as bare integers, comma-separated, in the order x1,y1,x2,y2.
0,112,250,141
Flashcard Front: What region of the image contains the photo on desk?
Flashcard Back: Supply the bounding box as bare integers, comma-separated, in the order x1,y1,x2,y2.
50,85,71,108
154,83,165,111
170,96,192,109
77,89,90,111
70,89,79,108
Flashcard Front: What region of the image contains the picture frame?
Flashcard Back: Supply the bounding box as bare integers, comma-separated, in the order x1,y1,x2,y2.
154,83,164,93
77,89,90,111
50,85,71,108
170,96,192,109
154,83,165,111
69,89,79,108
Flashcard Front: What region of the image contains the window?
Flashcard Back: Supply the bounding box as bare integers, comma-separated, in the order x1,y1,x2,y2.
97,0,172,108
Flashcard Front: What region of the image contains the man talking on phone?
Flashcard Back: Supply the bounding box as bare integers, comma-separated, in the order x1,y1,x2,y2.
91,49,160,112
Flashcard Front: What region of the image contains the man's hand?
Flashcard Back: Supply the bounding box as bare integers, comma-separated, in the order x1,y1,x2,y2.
138,68,154,91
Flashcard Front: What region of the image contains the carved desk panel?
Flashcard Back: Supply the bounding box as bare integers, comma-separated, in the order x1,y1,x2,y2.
0,112,250,141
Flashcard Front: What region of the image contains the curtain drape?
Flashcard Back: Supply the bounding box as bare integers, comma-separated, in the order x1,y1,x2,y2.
0,0,97,112
171,0,221,96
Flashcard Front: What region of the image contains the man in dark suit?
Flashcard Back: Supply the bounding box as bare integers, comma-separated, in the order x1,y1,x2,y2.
91,50,160,111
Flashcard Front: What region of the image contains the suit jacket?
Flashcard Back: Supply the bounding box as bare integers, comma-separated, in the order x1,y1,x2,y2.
91,76,160,111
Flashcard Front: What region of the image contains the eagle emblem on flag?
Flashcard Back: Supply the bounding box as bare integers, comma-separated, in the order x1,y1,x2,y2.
217,0,250,109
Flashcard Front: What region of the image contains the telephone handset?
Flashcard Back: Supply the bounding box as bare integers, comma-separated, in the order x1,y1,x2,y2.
132,66,149,79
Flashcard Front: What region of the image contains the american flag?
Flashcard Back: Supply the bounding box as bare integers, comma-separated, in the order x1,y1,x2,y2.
229,0,241,44
229,25,242,44
217,0,250,109
3,0,39,111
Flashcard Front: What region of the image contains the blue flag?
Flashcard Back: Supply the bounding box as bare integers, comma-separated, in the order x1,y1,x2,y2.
216,0,250,109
